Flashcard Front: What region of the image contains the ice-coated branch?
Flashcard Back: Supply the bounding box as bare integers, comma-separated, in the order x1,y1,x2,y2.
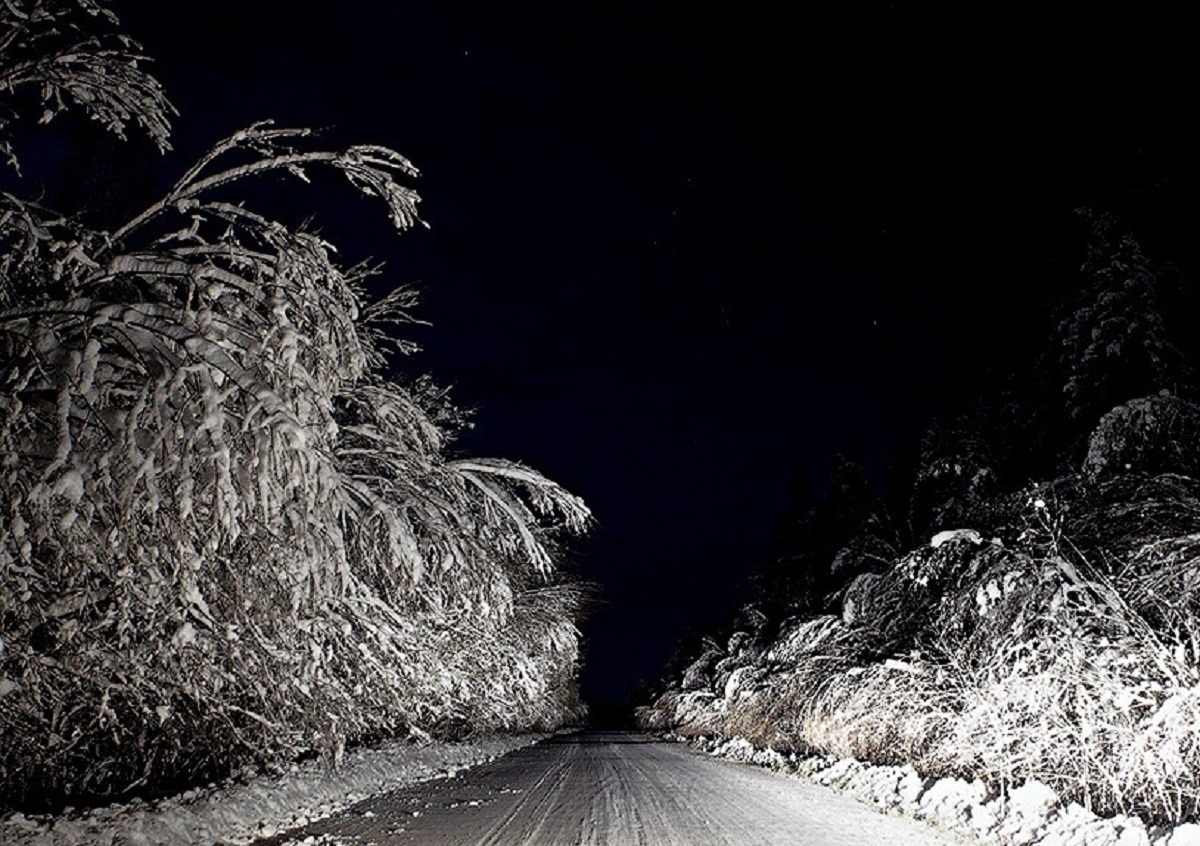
0,3,590,804
112,123,423,247
0,1,175,166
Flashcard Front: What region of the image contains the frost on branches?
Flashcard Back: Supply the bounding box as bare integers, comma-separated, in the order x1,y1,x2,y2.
0,1,590,809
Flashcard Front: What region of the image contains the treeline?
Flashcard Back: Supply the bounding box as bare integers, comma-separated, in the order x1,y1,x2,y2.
639,209,1200,824
0,1,589,810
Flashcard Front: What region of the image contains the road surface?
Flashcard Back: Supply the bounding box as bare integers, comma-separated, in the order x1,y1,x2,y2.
256,732,959,845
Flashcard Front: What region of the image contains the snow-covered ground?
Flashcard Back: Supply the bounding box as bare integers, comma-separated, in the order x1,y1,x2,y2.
698,734,1200,846
234,731,960,845
0,734,543,846
12,729,1200,846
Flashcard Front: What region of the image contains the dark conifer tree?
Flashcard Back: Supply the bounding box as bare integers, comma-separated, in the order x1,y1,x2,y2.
1050,210,1194,460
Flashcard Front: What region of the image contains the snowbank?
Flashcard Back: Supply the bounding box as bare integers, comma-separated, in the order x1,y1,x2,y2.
0,734,543,846
694,734,1199,846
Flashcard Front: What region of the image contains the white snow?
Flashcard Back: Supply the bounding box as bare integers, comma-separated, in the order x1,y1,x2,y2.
991,779,1061,843
930,528,983,548
698,734,1196,846
0,734,542,846
311,732,958,845
1161,825,1200,846
50,469,84,503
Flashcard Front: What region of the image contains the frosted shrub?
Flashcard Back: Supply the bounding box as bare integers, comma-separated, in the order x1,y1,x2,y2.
0,2,589,808
1084,395,1200,481
642,482,1200,824
945,560,1200,823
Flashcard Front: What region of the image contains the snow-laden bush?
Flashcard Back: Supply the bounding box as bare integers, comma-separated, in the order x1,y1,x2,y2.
0,2,589,809
948,596,1200,824
1084,394,1200,481
640,476,1200,825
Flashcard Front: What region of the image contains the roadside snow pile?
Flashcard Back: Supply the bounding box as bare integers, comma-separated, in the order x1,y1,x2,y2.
0,734,540,846
698,734,1200,846
709,737,787,769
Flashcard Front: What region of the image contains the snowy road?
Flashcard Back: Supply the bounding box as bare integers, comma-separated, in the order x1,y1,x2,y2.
255,732,959,845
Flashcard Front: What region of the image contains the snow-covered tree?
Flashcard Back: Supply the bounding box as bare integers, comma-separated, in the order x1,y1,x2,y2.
0,0,173,173
909,415,997,533
758,457,889,618
1053,210,1193,444
1083,393,1200,481
0,1,589,807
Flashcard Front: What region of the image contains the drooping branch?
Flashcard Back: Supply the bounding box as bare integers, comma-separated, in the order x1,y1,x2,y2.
0,1,175,167
111,123,423,248
0,5,591,800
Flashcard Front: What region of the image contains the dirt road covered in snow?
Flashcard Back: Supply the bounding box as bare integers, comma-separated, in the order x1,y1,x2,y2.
256,732,958,845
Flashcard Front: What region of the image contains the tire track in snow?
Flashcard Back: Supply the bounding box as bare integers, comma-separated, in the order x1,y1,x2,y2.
255,732,962,845
476,741,574,846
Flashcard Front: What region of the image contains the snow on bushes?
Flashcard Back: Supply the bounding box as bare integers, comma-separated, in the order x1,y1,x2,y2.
1084,395,1200,481
640,473,1200,826
0,2,589,810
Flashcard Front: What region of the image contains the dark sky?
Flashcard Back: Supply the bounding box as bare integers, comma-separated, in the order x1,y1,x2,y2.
19,1,1198,704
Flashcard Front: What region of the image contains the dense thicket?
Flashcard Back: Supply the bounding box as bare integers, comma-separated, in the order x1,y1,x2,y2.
0,1,589,809
641,214,1200,823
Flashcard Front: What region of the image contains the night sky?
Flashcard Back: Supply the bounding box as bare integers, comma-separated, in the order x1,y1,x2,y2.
19,2,1199,705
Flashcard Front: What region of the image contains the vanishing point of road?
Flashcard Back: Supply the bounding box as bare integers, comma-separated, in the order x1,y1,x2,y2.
256,732,958,845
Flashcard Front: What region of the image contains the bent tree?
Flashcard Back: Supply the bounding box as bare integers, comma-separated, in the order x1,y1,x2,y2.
0,0,590,806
